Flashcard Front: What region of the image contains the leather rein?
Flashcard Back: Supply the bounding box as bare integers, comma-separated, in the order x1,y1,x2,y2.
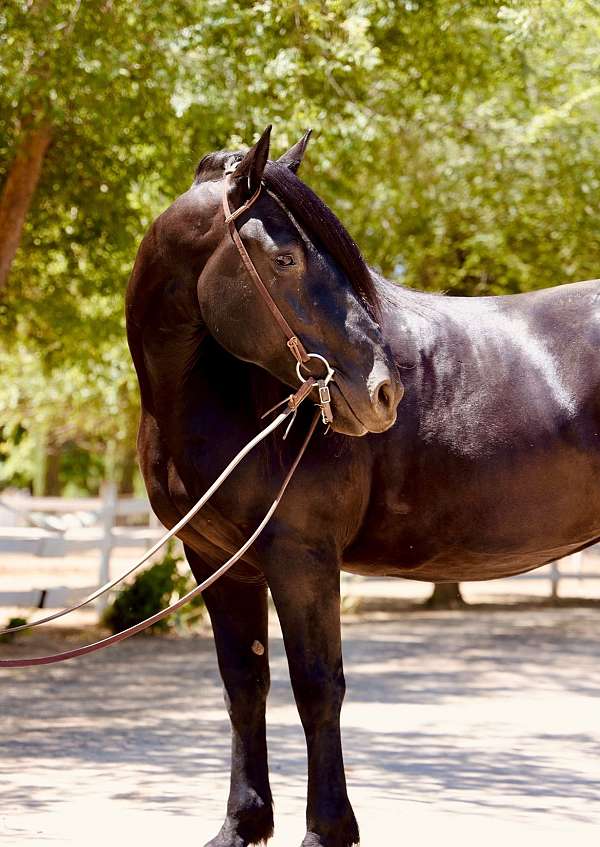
0,175,335,667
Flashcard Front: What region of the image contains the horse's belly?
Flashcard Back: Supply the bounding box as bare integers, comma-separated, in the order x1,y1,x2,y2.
345,440,600,582
343,537,599,582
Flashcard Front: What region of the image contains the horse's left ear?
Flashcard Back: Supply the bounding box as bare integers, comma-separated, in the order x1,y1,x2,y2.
277,129,312,173
231,125,272,195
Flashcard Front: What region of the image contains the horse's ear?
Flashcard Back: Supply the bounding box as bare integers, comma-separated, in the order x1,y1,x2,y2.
277,129,312,173
230,125,272,195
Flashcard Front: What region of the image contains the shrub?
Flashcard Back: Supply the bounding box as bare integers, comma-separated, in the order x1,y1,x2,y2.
0,617,28,644
102,542,204,635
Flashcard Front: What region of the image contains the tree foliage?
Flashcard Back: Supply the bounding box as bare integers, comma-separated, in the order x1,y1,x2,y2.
1,0,600,491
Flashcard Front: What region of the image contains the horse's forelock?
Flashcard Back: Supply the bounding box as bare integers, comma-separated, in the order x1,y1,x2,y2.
262,161,379,319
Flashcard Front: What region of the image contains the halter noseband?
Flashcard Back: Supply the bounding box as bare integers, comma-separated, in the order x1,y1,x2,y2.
221,174,334,425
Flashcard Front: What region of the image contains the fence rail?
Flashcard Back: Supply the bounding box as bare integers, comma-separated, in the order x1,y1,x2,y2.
0,483,164,612
2,487,600,614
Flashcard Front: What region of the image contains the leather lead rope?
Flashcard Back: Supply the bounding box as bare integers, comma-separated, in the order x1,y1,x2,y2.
0,411,320,668
0,392,313,638
222,176,310,365
0,174,333,662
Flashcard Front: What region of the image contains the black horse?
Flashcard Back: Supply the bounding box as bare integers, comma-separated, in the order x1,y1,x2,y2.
126,126,600,847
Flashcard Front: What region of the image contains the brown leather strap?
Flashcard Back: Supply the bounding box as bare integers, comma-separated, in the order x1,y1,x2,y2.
287,377,316,410
223,182,263,225
0,411,320,668
222,177,310,364
0,396,312,639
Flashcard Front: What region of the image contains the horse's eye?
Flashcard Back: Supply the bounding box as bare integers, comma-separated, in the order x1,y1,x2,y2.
275,254,295,268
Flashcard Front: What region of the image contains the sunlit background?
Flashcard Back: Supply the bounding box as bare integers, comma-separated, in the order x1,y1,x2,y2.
1,0,598,496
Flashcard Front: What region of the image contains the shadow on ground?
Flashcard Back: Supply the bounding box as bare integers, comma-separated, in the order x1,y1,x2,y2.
1,607,600,831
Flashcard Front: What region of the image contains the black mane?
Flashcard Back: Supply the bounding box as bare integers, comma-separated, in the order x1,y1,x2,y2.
194,153,379,317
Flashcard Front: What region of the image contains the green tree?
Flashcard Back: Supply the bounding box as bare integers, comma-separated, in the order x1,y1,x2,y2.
0,0,200,490
2,1,600,493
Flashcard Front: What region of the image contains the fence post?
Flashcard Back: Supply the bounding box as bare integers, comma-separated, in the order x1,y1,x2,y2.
550,560,560,600
147,505,166,564
97,481,118,612
573,550,584,582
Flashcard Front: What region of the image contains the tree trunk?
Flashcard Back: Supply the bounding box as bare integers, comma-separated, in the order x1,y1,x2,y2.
42,445,62,496
118,447,137,495
33,439,62,496
424,582,465,609
0,122,52,291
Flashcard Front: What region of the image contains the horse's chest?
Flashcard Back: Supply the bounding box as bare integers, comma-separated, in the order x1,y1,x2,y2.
139,417,254,557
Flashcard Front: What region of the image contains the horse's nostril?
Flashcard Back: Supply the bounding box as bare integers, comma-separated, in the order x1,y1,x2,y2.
376,380,393,412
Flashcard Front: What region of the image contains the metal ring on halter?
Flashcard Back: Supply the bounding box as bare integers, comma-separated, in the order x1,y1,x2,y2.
296,353,335,387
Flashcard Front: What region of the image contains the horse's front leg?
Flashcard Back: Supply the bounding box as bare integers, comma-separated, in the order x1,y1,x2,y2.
185,547,273,847
264,539,359,847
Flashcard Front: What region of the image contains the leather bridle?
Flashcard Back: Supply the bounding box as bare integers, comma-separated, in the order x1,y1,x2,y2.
0,410,320,667
221,174,334,425
223,177,309,366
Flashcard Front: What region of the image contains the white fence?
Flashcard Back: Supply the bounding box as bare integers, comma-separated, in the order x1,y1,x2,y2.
2,487,600,613
0,484,164,611
507,550,600,597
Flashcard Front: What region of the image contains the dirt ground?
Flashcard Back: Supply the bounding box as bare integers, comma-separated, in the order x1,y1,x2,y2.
2,606,600,846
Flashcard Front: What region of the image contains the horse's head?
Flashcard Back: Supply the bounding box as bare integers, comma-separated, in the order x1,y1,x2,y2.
194,126,403,435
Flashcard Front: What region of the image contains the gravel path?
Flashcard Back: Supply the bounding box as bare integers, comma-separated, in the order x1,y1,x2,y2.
2,607,600,845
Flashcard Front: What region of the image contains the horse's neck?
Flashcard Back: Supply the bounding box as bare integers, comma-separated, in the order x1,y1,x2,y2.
143,321,205,403
372,273,451,362
136,305,284,443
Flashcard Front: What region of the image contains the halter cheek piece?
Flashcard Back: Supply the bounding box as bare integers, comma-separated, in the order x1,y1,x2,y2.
221,174,334,426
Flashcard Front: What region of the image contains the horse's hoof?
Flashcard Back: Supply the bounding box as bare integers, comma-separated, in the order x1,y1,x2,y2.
203,832,245,847
203,821,245,847
301,837,359,847
204,814,274,847
301,815,360,847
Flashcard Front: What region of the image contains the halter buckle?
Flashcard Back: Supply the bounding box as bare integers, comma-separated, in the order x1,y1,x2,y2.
317,380,334,425
295,353,335,426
